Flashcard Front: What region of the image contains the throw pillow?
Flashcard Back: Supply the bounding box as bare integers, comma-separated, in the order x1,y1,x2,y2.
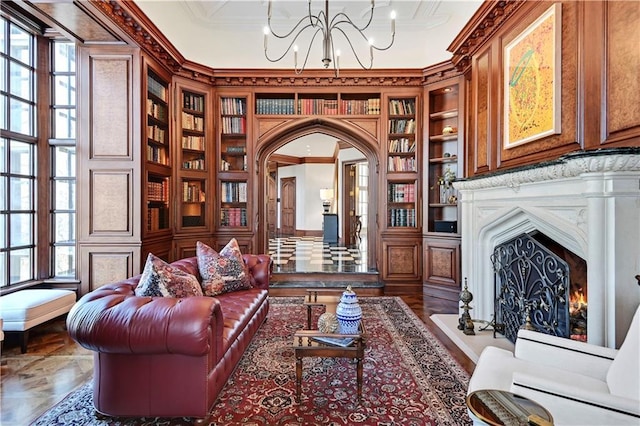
196,239,252,296
135,253,203,298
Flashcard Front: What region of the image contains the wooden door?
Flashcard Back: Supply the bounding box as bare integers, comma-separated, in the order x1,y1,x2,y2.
267,171,277,238
343,163,357,246
280,177,296,236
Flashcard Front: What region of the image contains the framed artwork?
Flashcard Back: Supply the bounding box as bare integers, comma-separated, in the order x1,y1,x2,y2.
504,3,561,149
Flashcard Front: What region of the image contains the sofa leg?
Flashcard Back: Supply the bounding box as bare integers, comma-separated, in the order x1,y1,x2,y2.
193,415,210,425
20,330,29,354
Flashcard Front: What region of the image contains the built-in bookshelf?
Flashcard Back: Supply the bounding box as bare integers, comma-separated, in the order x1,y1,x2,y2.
426,84,461,234
144,69,171,237
386,96,418,229
146,176,170,231
181,178,206,228
177,81,210,231
181,91,205,170
255,93,381,116
220,97,247,172
220,180,248,227
219,95,249,230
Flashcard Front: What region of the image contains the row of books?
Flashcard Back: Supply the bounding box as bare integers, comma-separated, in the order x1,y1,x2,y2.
221,207,247,227
182,135,205,151
388,183,416,202
182,158,204,170
182,112,204,132
220,97,246,116
254,97,382,115
183,93,204,112
389,99,415,115
147,124,167,144
388,156,416,172
147,99,167,121
147,180,169,202
388,208,417,227
221,116,246,134
183,182,206,203
389,118,416,134
147,75,167,101
221,181,248,203
147,145,168,165
147,206,169,231
388,138,416,153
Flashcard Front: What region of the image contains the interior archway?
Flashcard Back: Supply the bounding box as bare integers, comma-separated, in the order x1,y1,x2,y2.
256,117,380,271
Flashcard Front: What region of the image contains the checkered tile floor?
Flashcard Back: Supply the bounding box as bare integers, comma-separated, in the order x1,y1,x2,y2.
268,236,369,273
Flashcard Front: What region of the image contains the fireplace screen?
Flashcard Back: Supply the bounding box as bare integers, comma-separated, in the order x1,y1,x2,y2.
492,233,570,343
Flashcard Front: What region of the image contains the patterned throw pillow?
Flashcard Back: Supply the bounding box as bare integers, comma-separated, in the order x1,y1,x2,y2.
196,239,252,296
135,253,203,298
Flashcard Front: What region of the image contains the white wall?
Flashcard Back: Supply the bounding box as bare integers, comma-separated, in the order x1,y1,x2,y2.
278,163,335,232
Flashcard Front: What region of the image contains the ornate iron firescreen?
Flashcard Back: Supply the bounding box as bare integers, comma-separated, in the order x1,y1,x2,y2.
491,233,570,343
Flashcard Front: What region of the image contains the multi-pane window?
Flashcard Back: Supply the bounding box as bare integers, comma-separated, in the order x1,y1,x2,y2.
0,17,37,287
50,41,76,278
356,162,368,237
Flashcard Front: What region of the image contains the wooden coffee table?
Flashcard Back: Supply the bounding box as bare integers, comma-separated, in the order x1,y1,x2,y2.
303,289,342,329
466,389,554,426
293,322,366,402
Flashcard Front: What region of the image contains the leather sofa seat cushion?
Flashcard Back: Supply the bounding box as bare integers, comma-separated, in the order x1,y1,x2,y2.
216,288,268,352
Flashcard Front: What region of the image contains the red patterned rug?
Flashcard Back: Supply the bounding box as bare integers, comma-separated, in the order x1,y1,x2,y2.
31,297,471,425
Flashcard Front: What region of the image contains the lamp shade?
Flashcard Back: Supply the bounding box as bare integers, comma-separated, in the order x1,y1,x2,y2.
320,188,334,201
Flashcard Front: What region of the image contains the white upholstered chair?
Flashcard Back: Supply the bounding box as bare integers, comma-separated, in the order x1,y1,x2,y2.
468,305,640,425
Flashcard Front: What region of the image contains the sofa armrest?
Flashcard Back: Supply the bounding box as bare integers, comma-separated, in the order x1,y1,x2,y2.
514,329,616,380
67,288,223,359
243,254,271,290
511,372,640,418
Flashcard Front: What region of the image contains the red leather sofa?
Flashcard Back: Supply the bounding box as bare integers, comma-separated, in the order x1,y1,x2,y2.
66,255,271,424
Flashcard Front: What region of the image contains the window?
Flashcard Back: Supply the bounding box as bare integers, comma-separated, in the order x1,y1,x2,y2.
0,17,37,287
50,41,76,278
0,16,77,288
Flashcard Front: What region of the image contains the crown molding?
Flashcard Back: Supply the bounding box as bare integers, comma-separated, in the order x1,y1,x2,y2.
447,0,524,73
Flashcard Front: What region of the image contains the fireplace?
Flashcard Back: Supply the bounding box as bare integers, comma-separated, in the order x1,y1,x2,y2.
454,149,640,348
492,232,588,343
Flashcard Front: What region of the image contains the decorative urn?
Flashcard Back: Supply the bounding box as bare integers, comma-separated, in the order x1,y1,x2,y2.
336,286,362,334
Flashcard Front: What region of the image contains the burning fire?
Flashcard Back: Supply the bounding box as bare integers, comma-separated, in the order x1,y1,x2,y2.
569,287,587,341
569,289,587,315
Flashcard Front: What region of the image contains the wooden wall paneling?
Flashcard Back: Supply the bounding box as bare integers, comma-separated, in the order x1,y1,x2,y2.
603,1,640,145
381,238,422,281
82,249,137,294
77,46,142,295
423,234,461,302
497,1,581,170
471,48,492,176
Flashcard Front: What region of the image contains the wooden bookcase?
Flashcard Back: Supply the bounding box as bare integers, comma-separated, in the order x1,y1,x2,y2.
218,95,250,230
423,78,464,301
143,67,171,239
175,79,211,232
255,92,380,116
385,96,419,229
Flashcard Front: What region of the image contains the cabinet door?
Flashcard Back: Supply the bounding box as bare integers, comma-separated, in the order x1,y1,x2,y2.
423,235,461,301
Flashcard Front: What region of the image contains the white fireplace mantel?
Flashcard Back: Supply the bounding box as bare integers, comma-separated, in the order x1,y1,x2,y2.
454,151,640,348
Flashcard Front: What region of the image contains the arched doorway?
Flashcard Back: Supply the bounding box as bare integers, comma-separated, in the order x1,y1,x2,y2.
256,117,380,271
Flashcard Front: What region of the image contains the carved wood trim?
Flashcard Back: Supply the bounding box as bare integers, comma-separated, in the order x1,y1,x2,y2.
447,0,525,72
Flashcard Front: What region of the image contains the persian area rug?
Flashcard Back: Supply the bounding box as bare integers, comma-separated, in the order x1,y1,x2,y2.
32,296,471,426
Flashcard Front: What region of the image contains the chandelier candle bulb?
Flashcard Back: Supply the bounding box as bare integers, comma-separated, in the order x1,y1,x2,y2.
391,11,396,33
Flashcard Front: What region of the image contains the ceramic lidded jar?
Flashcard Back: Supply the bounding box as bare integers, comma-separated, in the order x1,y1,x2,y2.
336,286,362,334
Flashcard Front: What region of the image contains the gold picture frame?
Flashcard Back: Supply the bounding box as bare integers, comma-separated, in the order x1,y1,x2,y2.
504,3,562,149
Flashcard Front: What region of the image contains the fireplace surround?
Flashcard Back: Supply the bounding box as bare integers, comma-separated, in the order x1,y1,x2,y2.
455,149,640,348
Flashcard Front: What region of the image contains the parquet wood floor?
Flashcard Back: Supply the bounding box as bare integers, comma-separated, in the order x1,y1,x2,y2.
0,294,473,425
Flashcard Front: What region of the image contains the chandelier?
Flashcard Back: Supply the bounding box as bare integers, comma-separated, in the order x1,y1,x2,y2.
263,0,396,75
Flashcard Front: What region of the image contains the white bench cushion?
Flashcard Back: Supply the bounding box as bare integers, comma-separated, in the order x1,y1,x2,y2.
1,289,76,331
